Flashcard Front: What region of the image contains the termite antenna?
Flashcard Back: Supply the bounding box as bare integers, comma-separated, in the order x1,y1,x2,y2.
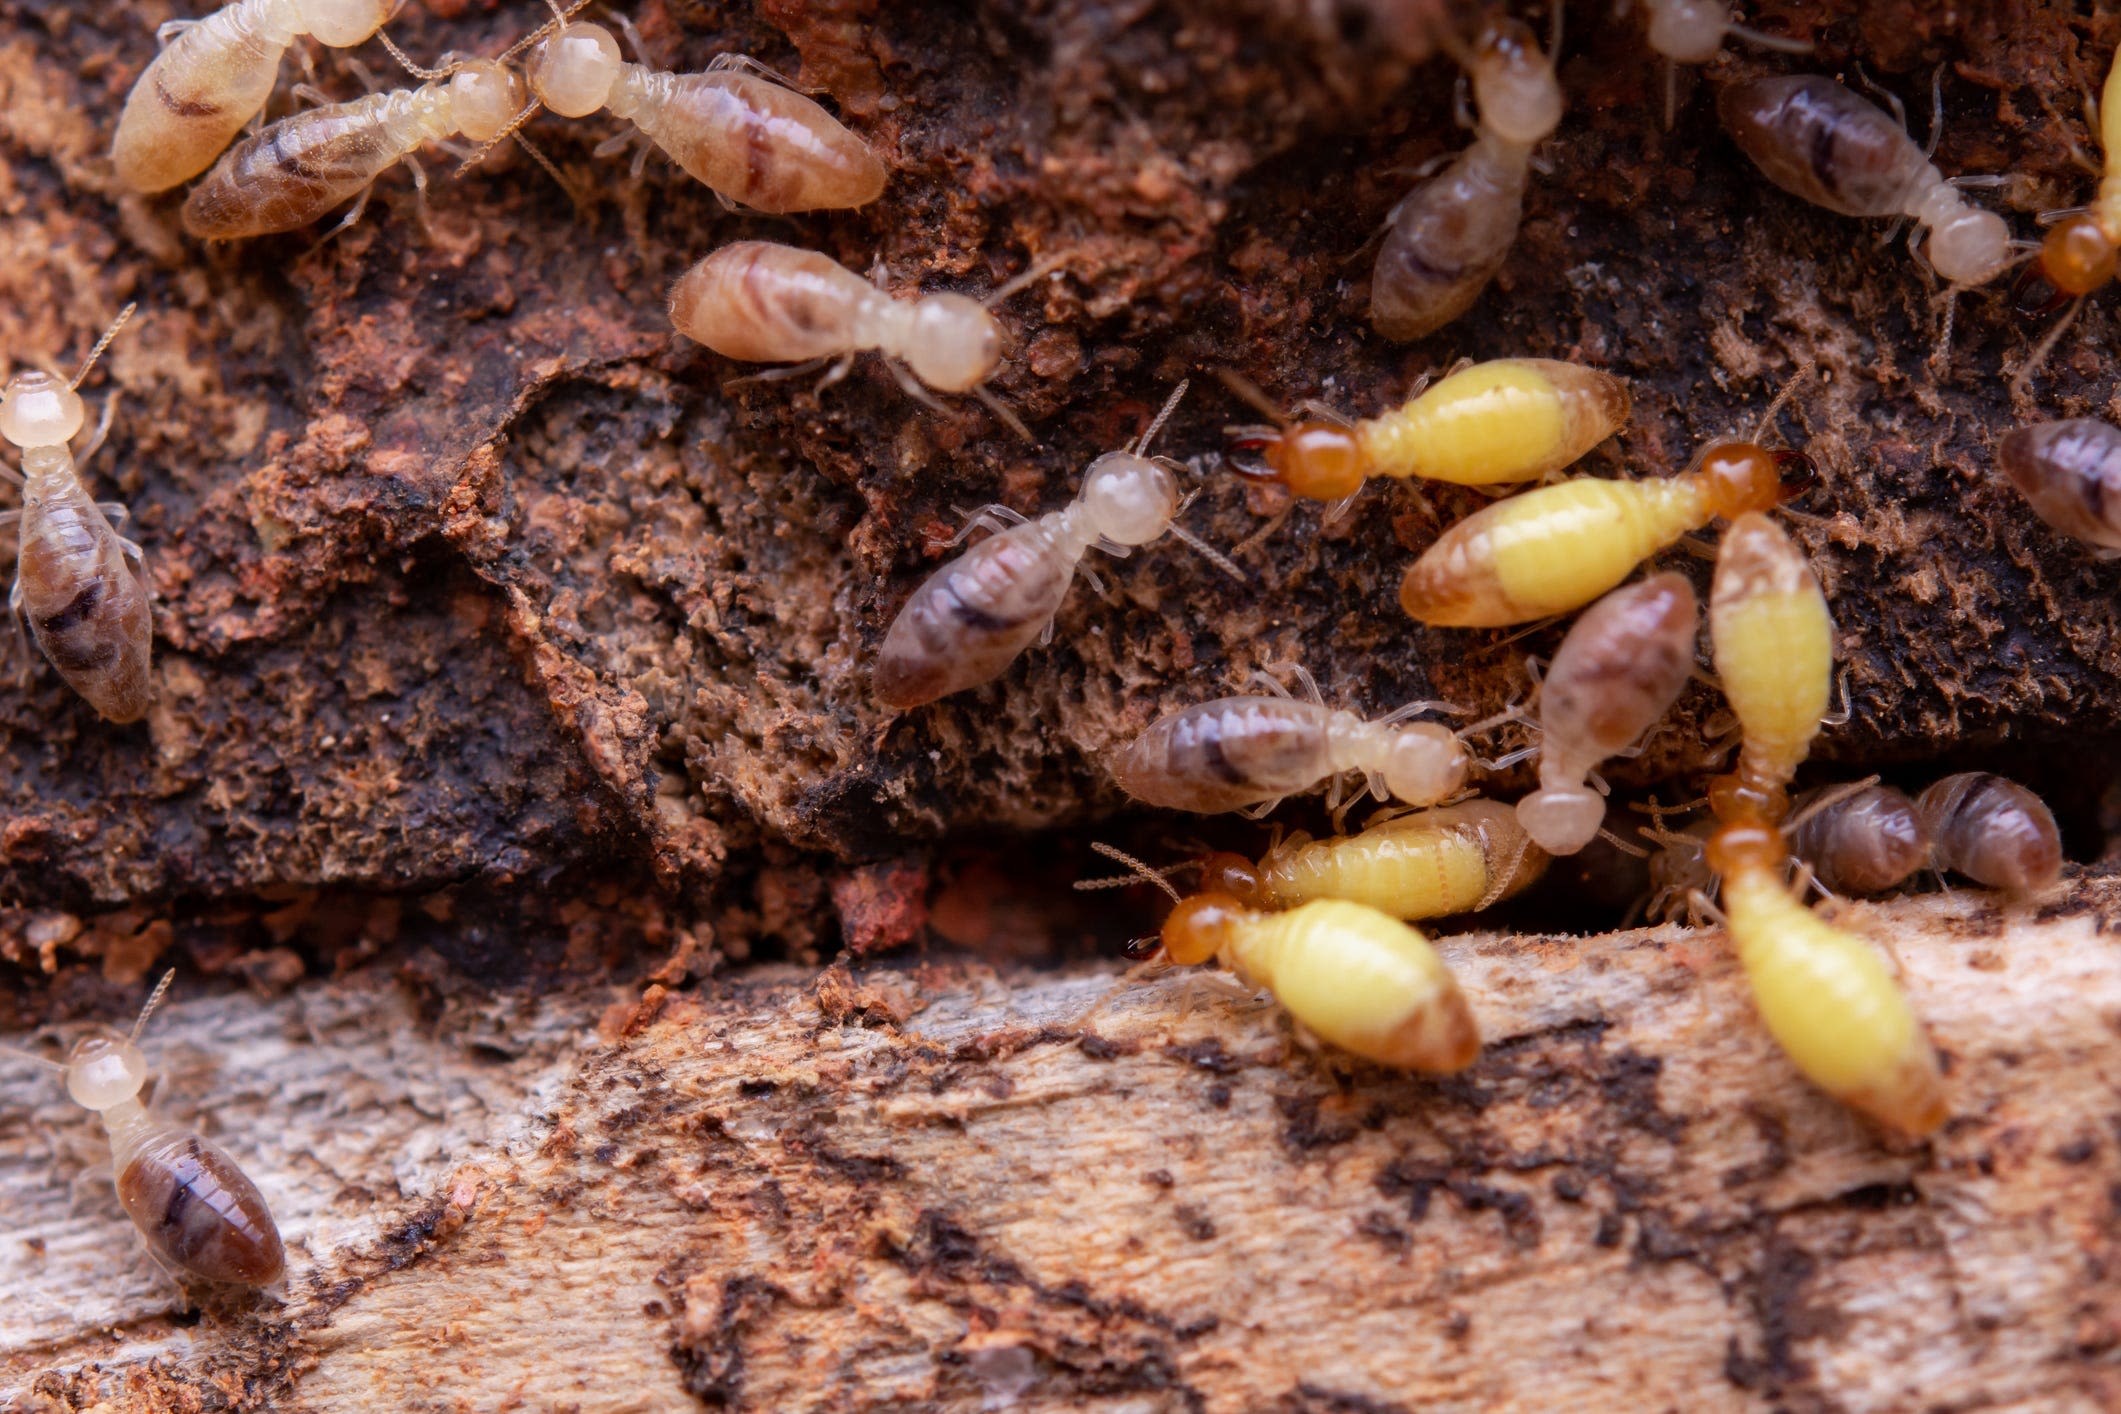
458,99,547,176
512,129,581,206
1597,826,1650,859
71,304,137,390
1213,367,1289,425
971,386,1037,445
1745,364,1811,446
0,1040,65,1073
374,30,460,81
1084,842,1184,902
982,251,1071,311
1166,523,1249,584
1132,379,1190,458
130,969,176,1044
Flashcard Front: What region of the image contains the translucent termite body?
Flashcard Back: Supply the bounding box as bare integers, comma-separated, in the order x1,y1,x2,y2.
1370,19,1560,340
1916,772,2062,897
1717,75,2011,287
1995,419,2121,554
182,59,527,239
7,974,286,1287
1207,799,1547,920
1233,359,1628,502
1147,893,1480,1072
1517,572,1698,855
2015,45,2121,313
527,22,885,212
2,309,154,724
1785,781,1929,895
1107,686,1467,816
873,384,1212,709
670,242,1001,395
1399,439,1809,627
111,0,399,193
1707,512,1832,826
1707,822,1947,1136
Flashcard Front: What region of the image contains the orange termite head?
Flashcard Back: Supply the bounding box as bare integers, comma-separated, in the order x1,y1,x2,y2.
1707,771,1788,830
1703,818,1786,878
2035,213,2117,302
1228,421,1365,502
1160,891,1249,966
1694,442,1814,518
1197,851,1265,905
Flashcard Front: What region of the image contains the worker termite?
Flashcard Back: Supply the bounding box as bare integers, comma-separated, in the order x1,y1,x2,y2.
1785,779,1930,896
873,382,1239,709
1995,418,2121,554
1369,17,1560,340
1398,424,1812,628
1916,772,2063,897
2,305,155,724
1707,512,1832,825
111,0,401,193
1226,358,1629,502
669,241,1041,437
1718,72,2012,288
2,972,287,1287
512,18,885,211
1093,847,1480,1072
1516,572,1699,855
1705,821,1947,1136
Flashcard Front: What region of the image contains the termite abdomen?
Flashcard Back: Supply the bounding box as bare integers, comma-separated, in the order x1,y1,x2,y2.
114,1123,286,1286
1785,782,1928,895
1917,772,2062,896
1996,419,2121,553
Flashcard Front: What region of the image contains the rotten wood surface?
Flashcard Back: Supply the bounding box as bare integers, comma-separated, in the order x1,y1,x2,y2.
6,879,2121,1412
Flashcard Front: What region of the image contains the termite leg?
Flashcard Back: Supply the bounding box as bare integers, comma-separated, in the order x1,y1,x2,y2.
77,392,120,468
153,17,196,45
704,51,825,96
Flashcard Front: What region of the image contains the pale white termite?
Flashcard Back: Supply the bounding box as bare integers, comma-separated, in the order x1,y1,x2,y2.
1635,1,1812,125
2,305,155,724
872,382,1238,708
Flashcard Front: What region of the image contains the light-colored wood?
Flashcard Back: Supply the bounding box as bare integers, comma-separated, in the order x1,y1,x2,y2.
4,881,2120,1412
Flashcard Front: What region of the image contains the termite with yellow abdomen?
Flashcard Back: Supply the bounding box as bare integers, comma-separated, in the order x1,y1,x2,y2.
111,0,401,193
1706,512,1832,826
2,305,155,724
1705,821,1947,1137
1226,358,1629,503
2,972,287,1288
1917,772,2063,898
2008,45,2121,385
1229,801,1546,920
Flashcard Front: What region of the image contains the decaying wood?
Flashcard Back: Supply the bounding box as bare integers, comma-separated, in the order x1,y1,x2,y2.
6,880,2120,1412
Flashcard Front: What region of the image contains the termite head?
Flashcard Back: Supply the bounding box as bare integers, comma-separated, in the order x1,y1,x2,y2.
907,295,1002,393
1383,722,1466,805
1516,787,1605,856
0,370,86,450
1645,0,1726,63
1917,199,2011,288
531,21,623,118
295,0,400,48
1229,422,1364,502
2019,213,2115,314
1079,452,1179,545
448,60,528,144
1469,18,1561,147
1161,892,1247,966
64,1032,149,1112
1694,442,1813,517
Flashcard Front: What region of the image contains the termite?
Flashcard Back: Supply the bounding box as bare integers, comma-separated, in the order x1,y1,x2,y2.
1398,427,1812,628
1637,1,1812,126
873,382,1238,709
1369,17,1560,340
2008,44,2121,384
1916,772,2063,897
1718,72,2012,288
1785,779,1929,896
1706,512,1832,826
2,305,155,724
1705,821,1947,1137
1516,572,1699,855
2,972,286,1287
1227,800,1546,920
111,0,401,193
516,18,885,211
1995,418,2121,554
1095,847,1480,1072
1106,664,1470,816
1226,358,1629,503
182,57,528,239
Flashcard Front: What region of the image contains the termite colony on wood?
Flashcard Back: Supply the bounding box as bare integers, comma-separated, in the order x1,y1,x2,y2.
6,0,2115,1300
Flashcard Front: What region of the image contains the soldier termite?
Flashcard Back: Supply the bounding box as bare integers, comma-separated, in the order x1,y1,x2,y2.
1368,17,1560,340
1,972,287,1288
1105,663,1474,817
182,54,528,239
1706,512,1832,826
1091,846,1480,1072
1717,72,2013,288
668,241,1049,438
1224,358,1629,503
111,0,401,193
503,16,885,212
1516,572,1698,855
872,382,1240,709
1785,779,1930,896
1,305,155,724
2008,45,2121,387
1705,821,1947,1137
1995,419,2121,555
1916,772,2063,898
